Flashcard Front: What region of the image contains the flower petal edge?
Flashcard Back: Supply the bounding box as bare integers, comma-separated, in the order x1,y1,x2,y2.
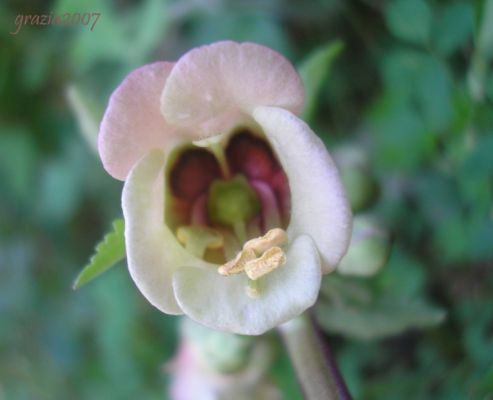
253,106,352,273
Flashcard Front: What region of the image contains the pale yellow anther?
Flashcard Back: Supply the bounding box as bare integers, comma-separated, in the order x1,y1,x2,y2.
218,248,256,276
217,228,289,297
243,228,288,255
244,246,286,281
176,225,224,258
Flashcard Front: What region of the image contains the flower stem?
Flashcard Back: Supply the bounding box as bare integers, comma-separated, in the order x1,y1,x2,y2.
279,314,351,400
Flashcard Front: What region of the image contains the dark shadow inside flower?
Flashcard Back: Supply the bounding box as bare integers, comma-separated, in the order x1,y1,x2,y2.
165,127,290,266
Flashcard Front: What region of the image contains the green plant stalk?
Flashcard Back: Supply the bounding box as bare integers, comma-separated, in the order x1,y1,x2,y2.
279,313,351,400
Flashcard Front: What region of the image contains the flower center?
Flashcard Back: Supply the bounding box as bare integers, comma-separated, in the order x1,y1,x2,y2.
166,128,290,298
207,175,260,237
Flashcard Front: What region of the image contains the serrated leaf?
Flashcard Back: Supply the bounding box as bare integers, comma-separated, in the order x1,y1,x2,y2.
73,219,125,289
298,41,344,121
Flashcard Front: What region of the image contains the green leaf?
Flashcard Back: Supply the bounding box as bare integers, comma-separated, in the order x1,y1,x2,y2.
66,84,103,153
371,98,433,170
415,56,453,132
477,0,493,60
431,2,474,56
298,41,344,121
316,296,445,341
73,219,126,289
0,127,37,204
381,50,453,132
316,250,446,340
385,0,432,45
381,48,426,97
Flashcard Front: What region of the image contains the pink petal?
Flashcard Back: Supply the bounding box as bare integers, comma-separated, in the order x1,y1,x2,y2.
98,62,182,180
253,106,352,273
161,41,304,138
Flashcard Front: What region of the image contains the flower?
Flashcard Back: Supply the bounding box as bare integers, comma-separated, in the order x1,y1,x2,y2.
98,41,352,335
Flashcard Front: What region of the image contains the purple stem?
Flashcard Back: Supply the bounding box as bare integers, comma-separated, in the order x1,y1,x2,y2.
279,313,352,400
314,318,352,399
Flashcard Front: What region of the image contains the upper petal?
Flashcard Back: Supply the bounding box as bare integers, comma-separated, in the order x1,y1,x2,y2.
99,62,181,180
161,41,304,138
122,150,215,315
172,235,322,335
253,106,352,273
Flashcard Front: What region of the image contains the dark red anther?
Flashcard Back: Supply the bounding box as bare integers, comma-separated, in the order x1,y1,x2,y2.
169,148,222,201
226,130,279,181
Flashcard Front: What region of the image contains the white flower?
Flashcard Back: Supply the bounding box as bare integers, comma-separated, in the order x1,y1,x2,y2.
98,41,352,335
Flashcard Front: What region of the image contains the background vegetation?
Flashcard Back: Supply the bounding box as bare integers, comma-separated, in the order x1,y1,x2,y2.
1,0,492,398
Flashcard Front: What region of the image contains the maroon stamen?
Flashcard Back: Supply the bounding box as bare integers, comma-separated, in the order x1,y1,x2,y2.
167,131,291,232
226,130,278,181
170,148,221,201
226,130,290,226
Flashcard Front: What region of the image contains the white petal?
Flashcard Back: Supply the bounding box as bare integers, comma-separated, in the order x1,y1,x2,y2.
253,106,352,273
122,150,215,315
161,41,304,138
172,235,322,335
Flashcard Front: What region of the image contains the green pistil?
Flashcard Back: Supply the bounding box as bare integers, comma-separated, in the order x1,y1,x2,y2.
207,175,260,231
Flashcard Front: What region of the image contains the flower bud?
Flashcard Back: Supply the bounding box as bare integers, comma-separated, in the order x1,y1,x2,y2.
337,215,391,277
182,318,254,373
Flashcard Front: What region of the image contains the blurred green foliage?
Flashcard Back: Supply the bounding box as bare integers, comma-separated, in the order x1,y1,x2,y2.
1,0,492,399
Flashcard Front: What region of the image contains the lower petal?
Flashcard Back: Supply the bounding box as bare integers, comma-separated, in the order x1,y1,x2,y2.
172,235,322,335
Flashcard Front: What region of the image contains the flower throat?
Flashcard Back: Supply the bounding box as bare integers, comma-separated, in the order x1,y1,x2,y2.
166,129,291,297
